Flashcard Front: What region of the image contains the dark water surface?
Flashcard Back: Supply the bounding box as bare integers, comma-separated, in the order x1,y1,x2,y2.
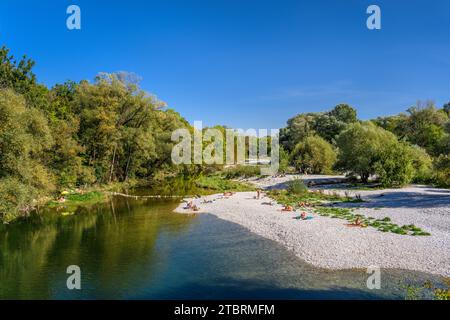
0,196,441,299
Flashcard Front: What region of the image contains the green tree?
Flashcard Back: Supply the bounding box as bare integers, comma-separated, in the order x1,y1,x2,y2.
280,104,357,148
0,89,55,221
291,135,337,174
433,155,450,188
0,46,49,110
443,102,450,116
407,145,433,183
335,122,398,183
280,113,317,151
403,102,448,155
336,122,429,187
329,103,357,123
374,142,415,187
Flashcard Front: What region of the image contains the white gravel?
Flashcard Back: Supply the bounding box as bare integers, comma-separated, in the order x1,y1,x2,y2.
175,178,450,277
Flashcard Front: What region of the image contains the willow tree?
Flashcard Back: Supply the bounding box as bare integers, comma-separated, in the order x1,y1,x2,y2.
335,122,398,183
0,89,54,221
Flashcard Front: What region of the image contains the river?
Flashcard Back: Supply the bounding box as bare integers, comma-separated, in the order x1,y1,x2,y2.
0,195,441,299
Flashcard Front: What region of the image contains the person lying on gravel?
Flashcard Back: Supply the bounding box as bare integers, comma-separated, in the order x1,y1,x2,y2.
184,201,193,209
298,201,311,208
346,217,367,228
223,192,234,197
293,212,313,220
281,205,294,212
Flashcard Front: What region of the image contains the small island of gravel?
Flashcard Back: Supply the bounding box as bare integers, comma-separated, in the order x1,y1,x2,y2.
175,175,450,277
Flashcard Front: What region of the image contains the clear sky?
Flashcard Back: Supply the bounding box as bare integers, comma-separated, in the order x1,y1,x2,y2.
1,0,449,129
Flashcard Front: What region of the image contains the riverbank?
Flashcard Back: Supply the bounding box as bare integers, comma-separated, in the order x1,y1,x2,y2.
174,178,450,277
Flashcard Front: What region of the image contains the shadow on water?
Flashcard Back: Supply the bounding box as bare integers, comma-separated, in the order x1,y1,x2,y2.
0,194,444,300
137,278,385,300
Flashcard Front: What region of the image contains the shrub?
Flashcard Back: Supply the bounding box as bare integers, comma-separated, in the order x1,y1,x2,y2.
286,179,308,195
336,122,398,182
291,135,337,174
433,155,450,188
374,142,415,187
0,178,35,222
336,122,428,187
407,145,433,183
222,165,261,179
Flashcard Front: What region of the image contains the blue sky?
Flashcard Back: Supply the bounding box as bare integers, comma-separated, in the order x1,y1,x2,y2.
1,0,449,129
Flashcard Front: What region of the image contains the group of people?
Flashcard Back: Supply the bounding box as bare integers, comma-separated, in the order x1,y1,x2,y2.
184,200,200,212
183,191,238,212
183,189,366,227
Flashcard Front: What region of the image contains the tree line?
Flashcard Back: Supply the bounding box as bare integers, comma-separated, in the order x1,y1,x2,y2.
280,102,449,187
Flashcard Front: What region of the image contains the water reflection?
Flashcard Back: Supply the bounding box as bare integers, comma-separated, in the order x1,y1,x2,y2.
0,197,196,299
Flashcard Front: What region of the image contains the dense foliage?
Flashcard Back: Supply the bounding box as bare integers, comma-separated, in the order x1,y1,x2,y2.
291,135,336,174
0,47,194,222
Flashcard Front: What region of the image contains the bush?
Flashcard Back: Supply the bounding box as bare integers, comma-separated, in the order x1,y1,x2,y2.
291,135,337,174
222,165,261,179
433,155,450,188
407,145,433,183
336,122,398,183
278,146,290,174
0,178,34,222
286,179,308,195
195,175,255,192
374,142,415,187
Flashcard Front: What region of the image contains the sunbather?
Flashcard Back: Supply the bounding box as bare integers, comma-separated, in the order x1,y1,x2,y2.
346,217,366,227
298,201,311,208
281,205,294,212
184,200,193,209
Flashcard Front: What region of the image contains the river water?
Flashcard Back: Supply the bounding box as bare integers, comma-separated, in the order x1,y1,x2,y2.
0,195,442,299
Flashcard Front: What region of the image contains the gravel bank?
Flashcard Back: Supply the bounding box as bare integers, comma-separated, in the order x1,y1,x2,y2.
175,180,450,276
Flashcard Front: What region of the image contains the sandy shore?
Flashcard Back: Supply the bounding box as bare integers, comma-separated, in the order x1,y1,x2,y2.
175,177,450,277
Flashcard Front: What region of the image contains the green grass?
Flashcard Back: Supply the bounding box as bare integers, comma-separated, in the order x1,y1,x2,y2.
195,175,256,192
222,165,262,179
268,188,359,206
47,191,105,209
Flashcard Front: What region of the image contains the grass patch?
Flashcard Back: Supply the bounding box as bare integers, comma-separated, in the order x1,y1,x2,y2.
47,191,105,209
222,165,262,179
195,175,255,193
268,187,360,207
